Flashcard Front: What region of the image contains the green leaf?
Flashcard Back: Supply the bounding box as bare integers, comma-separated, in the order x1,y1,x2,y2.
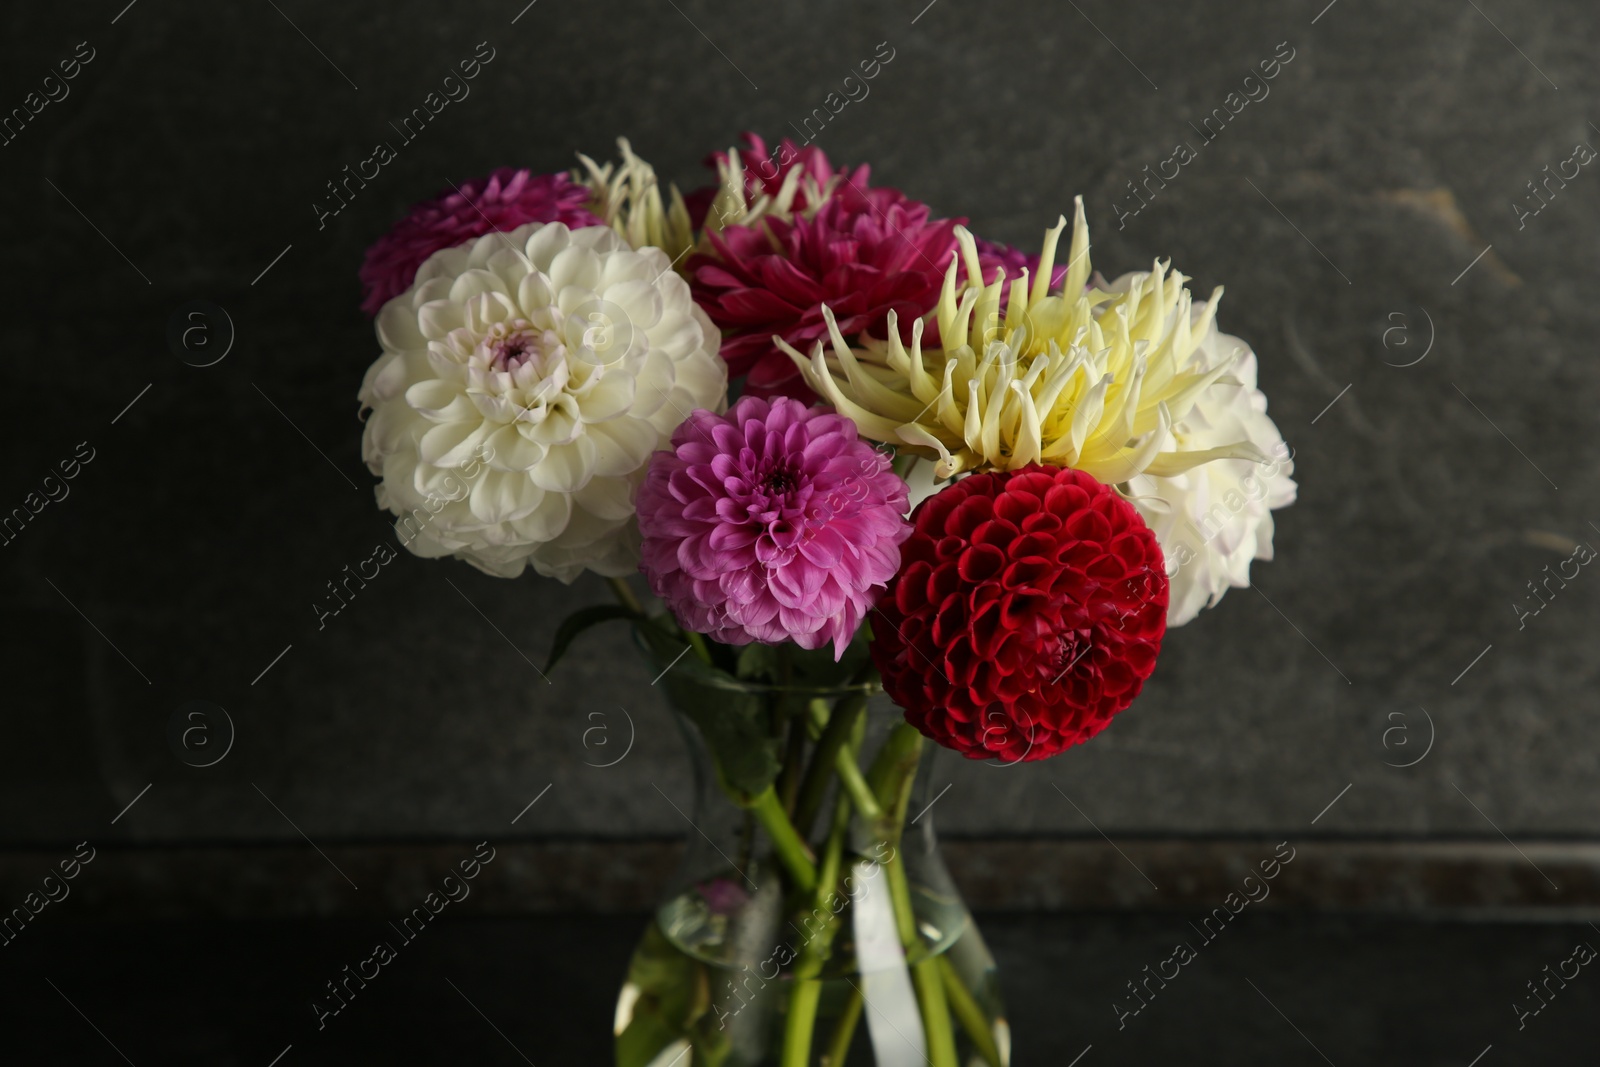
786,638,872,689
730,626,874,690
634,623,783,801
544,604,638,675
734,642,778,682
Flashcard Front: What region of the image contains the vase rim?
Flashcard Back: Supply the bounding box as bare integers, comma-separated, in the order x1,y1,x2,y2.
631,627,883,697
657,669,883,698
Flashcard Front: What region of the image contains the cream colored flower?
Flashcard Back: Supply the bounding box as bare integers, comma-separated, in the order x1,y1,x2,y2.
780,197,1265,485
358,222,727,581
1128,331,1296,626
699,145,842,233
575,138,696,265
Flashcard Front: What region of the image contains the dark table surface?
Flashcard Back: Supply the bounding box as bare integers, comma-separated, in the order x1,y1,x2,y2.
3,912,1593,1065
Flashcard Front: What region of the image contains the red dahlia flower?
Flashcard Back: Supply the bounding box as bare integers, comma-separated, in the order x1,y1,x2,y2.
872,465,1168,762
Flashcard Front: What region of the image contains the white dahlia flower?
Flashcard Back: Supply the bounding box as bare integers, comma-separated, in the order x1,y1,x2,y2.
358,222,727,581
1126,322,1296,626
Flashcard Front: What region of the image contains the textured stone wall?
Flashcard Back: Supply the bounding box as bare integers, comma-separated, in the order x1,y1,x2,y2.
2,0,1594,850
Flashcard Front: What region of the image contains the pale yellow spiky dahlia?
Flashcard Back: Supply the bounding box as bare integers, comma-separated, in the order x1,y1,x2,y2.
699,144,842,233
779,196,1265,485
575,138,696,264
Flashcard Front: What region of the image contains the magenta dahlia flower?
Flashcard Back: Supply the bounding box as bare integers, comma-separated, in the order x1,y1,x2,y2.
637,396,911,659
686,141,1041,399
358,168,602,315
689,179,963,398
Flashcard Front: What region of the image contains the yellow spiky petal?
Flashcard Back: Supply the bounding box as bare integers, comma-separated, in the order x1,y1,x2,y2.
699,145,842,235
575,138,695,265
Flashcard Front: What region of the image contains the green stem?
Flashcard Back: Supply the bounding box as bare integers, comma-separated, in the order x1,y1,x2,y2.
778,745,860,1067
883,837,919,950
735,809,755,888
834,745,883,821
779,710,808,815
793,690,869,838
749,786,817,894
938,955,1004,1067
816,778,853,899
867,723,924,828
614,571,712,667
866,725,960,1067
783,788,855,1067
780,979,824,1067
864,724,926,953
912,958,960,1067
821,987,863,1066
806,696,831,735
776,649,806,814
604,575,643,614
684,629,713,665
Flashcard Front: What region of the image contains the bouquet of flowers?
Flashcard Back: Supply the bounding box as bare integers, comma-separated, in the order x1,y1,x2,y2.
355,134,1296,1067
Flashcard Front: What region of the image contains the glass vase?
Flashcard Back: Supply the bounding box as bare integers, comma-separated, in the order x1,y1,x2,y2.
614,647,1009,1067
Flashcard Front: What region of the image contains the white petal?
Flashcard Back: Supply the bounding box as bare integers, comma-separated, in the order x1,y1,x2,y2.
510,489,572,543
405,379,461,416
469,469,540,524
603,279,664,330
523,222,572,269
586,418,663,477
418,421,488,466
418,300,465,341
377,303,425,353
528,436,598,492
548,245,604,293
449,267,510,305
572,372,637,422
573,473,638,521
482,424,546,471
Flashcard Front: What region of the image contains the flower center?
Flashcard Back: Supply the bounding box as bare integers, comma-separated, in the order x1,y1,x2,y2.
1049,630,1093,678
764,469,797,494
489,329,545,373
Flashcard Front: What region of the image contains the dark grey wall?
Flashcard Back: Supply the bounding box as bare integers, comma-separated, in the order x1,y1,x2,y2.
3,0,1596,849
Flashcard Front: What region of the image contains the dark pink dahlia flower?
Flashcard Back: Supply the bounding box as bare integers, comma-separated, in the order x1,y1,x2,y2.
358,168,602,316
688,179,963,398
637,396,911,659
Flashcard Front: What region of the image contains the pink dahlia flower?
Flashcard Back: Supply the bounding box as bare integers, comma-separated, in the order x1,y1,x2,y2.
637,396,911,659
358,168,602,316
689,179,961,398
